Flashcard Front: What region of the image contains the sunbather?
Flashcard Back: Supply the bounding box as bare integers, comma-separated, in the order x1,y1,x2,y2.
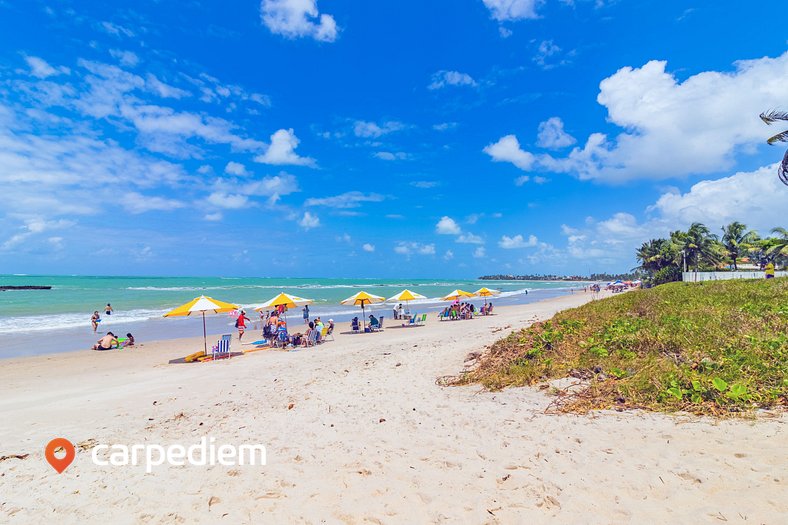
93,332,118,350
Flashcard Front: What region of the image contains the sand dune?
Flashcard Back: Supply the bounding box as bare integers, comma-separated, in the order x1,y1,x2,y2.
0,292,785,523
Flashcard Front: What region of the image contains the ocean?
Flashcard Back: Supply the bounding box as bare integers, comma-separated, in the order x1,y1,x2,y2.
0,275,585,358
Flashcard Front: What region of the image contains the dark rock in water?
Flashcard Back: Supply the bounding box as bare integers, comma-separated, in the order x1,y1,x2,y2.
0,285,52,291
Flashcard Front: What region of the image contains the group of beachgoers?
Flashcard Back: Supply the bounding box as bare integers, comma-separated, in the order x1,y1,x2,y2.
255,305,335,348
439,301,494,320
89,302,136,350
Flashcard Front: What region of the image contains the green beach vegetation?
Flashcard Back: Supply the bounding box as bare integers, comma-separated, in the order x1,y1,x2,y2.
455,279,788,415
636,221,788,285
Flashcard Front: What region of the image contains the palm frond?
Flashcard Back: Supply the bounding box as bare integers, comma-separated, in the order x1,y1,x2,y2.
760,109,788,125
780,149,788,186
766,130,788,145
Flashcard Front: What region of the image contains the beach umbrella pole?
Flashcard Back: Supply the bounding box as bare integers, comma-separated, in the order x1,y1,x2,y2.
202,311,207,354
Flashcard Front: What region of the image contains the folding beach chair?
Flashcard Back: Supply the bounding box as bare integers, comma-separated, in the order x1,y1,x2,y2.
212,334,232,361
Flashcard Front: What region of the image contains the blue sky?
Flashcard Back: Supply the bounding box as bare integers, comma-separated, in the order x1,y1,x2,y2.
0,0,786,278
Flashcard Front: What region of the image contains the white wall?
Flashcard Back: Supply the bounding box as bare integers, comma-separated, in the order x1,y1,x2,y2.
682,271,787,282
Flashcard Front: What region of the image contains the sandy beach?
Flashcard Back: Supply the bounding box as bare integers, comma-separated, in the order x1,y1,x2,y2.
0,292,785,524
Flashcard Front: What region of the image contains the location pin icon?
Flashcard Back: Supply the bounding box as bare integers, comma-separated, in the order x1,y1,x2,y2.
45,438,75,473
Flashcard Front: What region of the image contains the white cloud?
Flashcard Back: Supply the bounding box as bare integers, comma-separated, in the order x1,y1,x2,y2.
353,120,405,138
123,192,186,214
433,122,458,131
457,233,484,244
254,128,315,166
482,0,540,21
24,56,69,78
411,180,439,189
362,243,375,252
514,52,788,182
109,49,139,67
207,192,250,209
99,21,135,38
299,211,320,229
204,212,223,222
305,191,384,208
146,74,191,99
514,175,529,186
394,242,435,256
1,218,74,250
473,246,487,258
428,70,477,90
260,0,338,42
533,40,564,69
374,151,409,161
436,216,462,235
444,249,454,260
537,117,576,149
557,163,787,268
224,161,248,176
499,234,538,249
484,135,535,170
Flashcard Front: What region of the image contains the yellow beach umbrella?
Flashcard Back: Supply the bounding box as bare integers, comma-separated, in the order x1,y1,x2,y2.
441,289,476,302
341,291,385,325
163,295,239,353
386,289,427,302
474,287,500,306
255,292,313,311
387,289,427,317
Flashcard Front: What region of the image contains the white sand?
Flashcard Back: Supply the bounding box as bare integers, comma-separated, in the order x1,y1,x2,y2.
0,292,785,524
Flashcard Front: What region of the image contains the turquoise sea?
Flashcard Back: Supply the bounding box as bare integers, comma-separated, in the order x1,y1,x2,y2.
0,275,584,358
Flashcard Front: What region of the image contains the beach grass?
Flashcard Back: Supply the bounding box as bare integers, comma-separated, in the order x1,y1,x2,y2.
456,279,788,415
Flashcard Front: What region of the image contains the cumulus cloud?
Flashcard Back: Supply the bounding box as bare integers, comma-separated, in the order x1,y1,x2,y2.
353,120,405,138
428,70,477,90
299,211,320,229
109,49,139,67
473,246,486,258
260,0,338,42
123,192,186,214
484,135,535,170
362,243,375,252
436,216,462,235
489,52,788,182
254,128,315,166
499,234,538,249
558,163,787,267
482,0,540,21
537,117,576,149
224,161,248,176
457,233,484,244
305,191,384,208
394,242,435,256
533,40,566,69
374,151,409,161
24,56,69,78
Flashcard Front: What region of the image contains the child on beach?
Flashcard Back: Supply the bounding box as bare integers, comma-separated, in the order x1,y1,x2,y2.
121,333,135,347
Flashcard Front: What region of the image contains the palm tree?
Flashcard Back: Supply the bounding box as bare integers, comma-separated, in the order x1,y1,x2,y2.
677,222,721,272
759,110,788,185
767,227,788,264
720,222,756,270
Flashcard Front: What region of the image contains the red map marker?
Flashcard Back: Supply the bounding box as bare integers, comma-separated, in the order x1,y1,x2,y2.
45,438,75,473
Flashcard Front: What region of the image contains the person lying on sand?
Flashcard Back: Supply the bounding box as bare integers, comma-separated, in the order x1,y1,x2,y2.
93,332,118,350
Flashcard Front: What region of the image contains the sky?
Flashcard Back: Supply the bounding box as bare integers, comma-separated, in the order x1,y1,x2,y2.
0,0,786,278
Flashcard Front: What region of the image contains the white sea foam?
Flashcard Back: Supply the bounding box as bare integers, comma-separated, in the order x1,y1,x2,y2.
0,308,172,335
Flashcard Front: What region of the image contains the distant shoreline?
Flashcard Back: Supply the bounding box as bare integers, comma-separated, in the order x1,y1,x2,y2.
478,274,634,282
0,285,51,291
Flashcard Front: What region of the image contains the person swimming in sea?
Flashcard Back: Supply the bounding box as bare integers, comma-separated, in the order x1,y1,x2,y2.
105,303,114,315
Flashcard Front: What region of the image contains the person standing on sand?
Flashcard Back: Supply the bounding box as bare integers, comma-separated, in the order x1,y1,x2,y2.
105,303,113,315
765,262,775,279
91,311,101,332
303,304,310,325
236,310,250,340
